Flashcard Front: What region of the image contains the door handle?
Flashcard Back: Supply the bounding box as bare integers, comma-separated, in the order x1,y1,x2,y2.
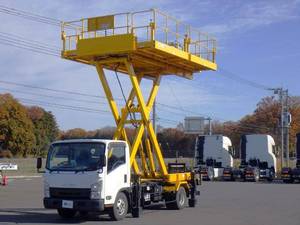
124,174,127,183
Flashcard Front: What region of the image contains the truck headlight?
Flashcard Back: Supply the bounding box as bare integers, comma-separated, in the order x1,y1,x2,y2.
44,182,50,198
90,181,102,200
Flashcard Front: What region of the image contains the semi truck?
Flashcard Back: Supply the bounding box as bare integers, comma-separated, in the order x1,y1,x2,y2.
194,135,234,181
281,133,300,183
239,134,276,182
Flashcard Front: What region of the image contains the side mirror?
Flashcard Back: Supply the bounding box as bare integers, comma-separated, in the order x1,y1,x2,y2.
101,155,106,167
36,157,42,172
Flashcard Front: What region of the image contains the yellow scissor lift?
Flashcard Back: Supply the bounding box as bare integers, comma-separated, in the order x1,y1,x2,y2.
61,9,216,211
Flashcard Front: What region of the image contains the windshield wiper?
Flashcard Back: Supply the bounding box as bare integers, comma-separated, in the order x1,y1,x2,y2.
74,167,90,173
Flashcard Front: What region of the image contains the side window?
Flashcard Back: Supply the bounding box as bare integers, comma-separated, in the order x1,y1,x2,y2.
229,146,235,157
49,146,70,169
107,144,126,173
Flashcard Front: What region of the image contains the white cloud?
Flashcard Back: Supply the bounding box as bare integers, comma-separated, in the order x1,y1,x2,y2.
202,0,300,35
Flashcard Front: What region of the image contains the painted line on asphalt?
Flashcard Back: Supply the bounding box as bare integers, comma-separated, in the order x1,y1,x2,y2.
7,175,42,179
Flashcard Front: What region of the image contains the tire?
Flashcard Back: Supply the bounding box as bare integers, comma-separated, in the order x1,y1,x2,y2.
57,209,77,219
79,211,88,218
166,187,187,210
132,206,142,218
109,192,128,221
188,198,197,207
283,179,293,184
267,173,274,182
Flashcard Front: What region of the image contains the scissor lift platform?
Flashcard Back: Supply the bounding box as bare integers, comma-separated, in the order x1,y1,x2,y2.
60,9,217,186
62,9,216,78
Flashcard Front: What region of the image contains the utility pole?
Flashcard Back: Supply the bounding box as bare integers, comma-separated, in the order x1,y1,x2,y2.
269,88,290,169
207,117,212,135
284,94,291,167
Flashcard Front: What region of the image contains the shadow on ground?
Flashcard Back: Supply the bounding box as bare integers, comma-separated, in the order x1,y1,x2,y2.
0,205,170,224
0,208,114,224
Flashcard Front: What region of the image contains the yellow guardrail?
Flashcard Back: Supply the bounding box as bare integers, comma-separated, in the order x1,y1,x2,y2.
61,9,216,63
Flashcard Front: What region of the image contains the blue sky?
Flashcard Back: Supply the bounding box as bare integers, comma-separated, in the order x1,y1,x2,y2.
0,0,299,130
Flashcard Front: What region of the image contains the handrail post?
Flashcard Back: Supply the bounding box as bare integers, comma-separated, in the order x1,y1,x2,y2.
127,13,130,33
81,19,84,39
61,31,66,51
150,22,156,41
184,34,191,52
212,40,216,63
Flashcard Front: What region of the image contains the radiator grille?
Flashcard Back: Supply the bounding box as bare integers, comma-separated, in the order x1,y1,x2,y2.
50,188,90,199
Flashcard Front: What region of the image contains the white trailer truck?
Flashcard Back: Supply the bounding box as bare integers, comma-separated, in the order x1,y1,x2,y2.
240,134,277,182
194,135,234,181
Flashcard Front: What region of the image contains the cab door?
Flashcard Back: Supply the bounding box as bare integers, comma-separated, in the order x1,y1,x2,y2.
104,142,130,205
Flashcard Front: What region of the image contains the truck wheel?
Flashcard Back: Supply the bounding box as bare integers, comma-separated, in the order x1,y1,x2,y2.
283,179,293,183
132,206,142,218
109,192,128,221
188,198,197,207
267,174,274,182
79,211,88,218
166,187,187,210
57,209,77,219
231,176,235,182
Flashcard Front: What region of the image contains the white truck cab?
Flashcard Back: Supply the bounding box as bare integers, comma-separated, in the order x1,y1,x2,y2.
44,139,200,220
195,135,234,181
244,135,276,171
44,139,132,220
241,134,277,181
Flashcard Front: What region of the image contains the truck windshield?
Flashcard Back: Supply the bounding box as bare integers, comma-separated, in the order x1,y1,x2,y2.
46,142,105,171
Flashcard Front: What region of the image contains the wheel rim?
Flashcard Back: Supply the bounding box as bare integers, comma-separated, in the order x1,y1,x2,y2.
179,192,185,206
116,198,126,215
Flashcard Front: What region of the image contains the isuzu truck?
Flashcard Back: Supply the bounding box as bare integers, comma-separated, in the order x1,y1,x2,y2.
43,139,200,220
194,135,234,181
43,8,216,221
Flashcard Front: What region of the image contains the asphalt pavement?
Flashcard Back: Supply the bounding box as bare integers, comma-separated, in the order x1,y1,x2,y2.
0,178,299,225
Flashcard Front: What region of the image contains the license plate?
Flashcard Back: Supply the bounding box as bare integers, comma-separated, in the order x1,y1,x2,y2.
62,200,73,209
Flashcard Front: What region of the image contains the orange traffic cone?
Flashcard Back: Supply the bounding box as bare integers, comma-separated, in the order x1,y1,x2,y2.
2,175,8,186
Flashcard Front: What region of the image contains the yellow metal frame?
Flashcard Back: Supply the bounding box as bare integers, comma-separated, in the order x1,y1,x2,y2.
96,58,165,175
95,57,191,184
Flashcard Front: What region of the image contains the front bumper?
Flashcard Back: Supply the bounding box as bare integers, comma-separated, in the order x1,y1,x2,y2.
222,174,233,180
201,174,210,181
292,174,300,179
259,174,268,179
44,198,104,212
281,174,292,180
245,174,255,181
